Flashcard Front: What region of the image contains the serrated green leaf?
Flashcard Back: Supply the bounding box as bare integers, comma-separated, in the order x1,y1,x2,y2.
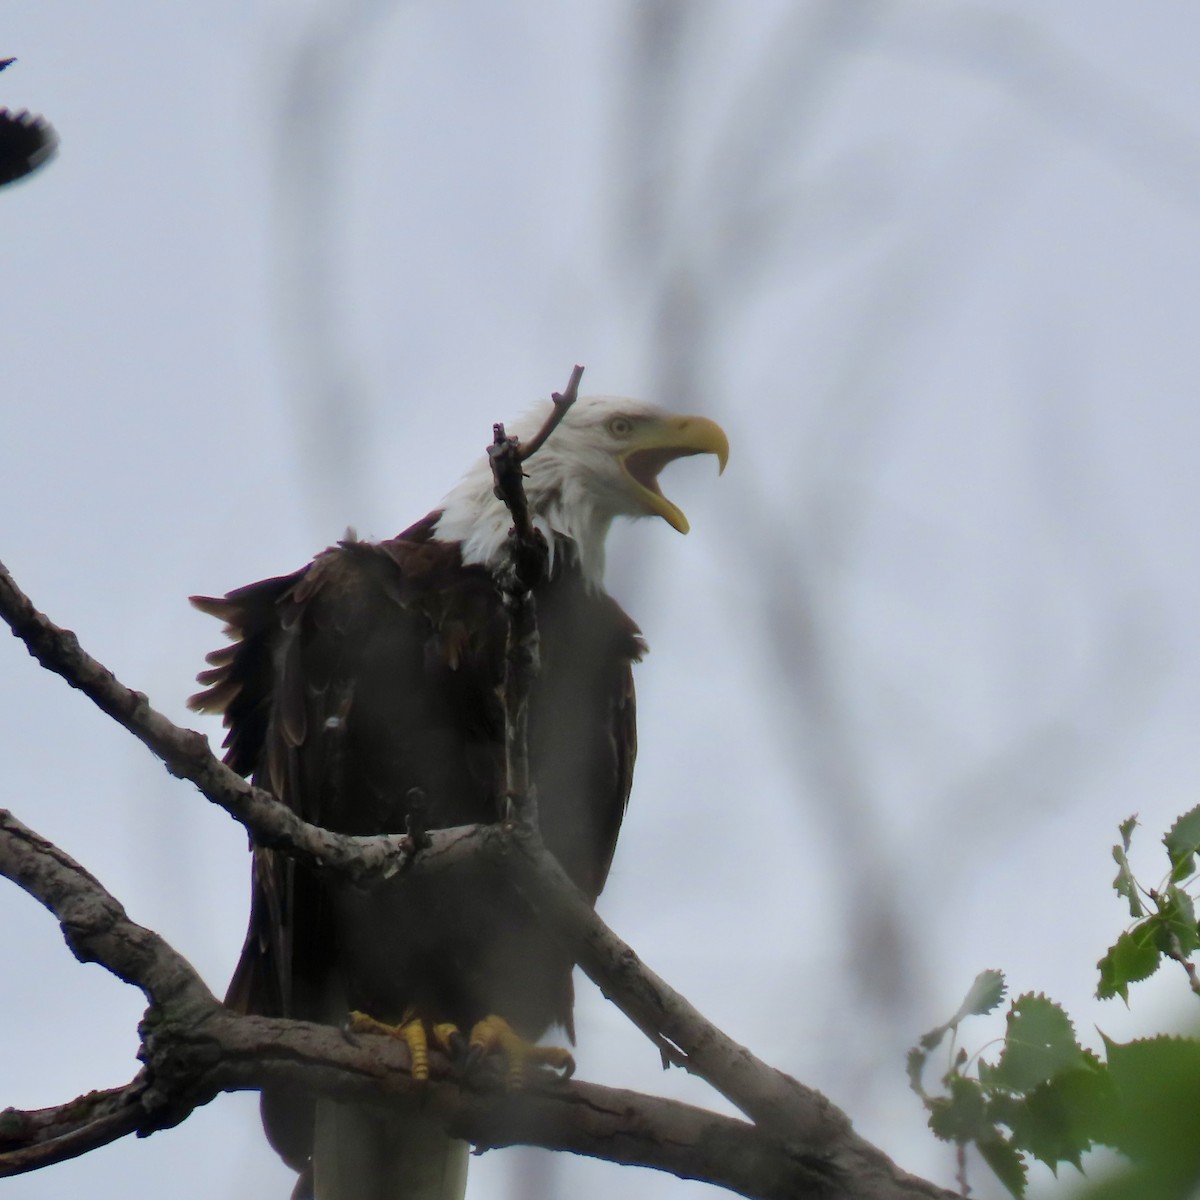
1164,805,1200,883
978,1135,1027,1198
1156,885,1200,958
913,971,1007,1060
1118,814,1138,849
1102,1032,1200,1095
906,1045,927,1096
1069,1165,1166,1200
959,968,1008,1019
1111,828,1143,919
977,1054,1005,1093
1097,922,1163,1001
928,1075,993,1143
1004,1061,1115,1172
989,994,1086,1092
1101,1033,1200,1168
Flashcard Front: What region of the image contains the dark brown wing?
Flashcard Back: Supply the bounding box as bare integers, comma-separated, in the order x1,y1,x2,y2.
191,569,306,776
533,566,645,903
191,534,505,1171
190,535,503,1022
191,566,307,1026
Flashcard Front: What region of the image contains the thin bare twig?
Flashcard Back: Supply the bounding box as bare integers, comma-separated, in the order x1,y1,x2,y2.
516,363,584,463
487,365,583,547
486,365,583,827
488,421,543,828
1165,931,1200,998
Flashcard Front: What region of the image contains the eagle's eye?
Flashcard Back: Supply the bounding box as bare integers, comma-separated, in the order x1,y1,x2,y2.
607,416,634,437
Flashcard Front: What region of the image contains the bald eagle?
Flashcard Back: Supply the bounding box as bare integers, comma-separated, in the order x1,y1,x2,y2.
190,395,728,1200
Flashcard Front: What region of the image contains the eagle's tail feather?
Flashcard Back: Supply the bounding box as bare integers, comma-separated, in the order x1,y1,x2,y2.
312,1101,468,1200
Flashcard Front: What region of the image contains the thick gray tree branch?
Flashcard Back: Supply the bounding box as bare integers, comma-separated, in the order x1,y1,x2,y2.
0,807,953,1199
0,515,954,1199
0,556,417,885
0,1080,148,1177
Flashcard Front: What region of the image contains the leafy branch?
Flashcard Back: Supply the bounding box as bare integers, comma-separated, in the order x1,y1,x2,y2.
909,809,1200,1198
1100,811,1200,1000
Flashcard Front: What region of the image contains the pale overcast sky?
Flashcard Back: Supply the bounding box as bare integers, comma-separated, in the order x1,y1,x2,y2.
5,4,1200,1199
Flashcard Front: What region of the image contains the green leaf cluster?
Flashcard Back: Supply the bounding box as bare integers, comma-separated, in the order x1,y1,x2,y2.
910,807,1200,1197
1096,808,1200,1001
910,983,1110,1196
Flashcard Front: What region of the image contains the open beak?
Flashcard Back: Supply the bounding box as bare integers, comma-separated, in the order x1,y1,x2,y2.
619,415,729,533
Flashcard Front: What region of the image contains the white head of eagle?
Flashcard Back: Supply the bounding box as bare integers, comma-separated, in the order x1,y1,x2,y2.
433,395,729,588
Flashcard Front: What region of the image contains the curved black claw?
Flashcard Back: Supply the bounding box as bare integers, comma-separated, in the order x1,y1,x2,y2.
436,1026,474,1076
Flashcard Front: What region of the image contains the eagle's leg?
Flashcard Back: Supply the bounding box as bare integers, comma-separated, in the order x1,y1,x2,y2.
465,1014,575,1089
348,1009,434,1081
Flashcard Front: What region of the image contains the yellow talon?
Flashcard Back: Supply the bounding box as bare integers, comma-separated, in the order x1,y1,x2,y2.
468,1014,575,1088
348,1010,433,1081
346,1011,571,1088
402,1019,429,1081
347,1010,394,1037
432,1022,462,1053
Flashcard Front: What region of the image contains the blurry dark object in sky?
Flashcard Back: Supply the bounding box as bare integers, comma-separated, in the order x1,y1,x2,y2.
0,58,57,186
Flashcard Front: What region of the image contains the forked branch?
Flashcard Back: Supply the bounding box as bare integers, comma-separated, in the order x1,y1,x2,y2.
0,377,956,1199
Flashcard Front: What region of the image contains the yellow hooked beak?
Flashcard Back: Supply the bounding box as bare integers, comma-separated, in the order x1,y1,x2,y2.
618,415,729,533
